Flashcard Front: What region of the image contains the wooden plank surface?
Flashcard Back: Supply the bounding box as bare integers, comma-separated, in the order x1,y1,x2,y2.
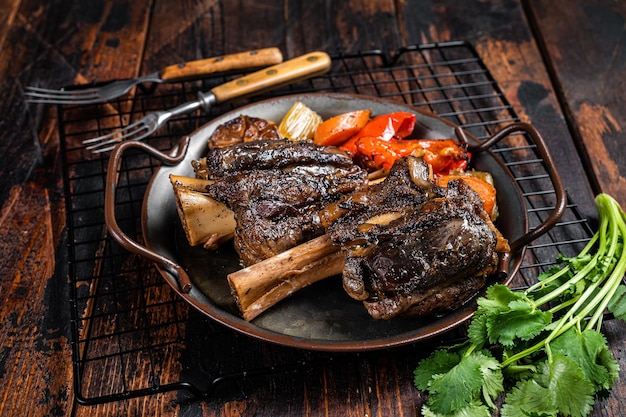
0,182,72,417
526,0,626,207
399,0,598,217
0,0,624,416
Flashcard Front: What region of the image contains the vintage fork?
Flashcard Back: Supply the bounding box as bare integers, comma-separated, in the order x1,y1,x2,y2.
83,51,331,153
24,48,283,105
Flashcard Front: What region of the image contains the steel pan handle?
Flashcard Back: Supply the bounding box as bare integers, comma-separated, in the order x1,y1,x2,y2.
105,137,193,293
463,122,568,254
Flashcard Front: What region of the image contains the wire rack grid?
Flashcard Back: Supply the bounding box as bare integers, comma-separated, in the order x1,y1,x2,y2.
58,41,593,405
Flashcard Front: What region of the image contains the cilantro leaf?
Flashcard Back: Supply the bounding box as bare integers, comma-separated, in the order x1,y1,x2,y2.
485,300,552,347
426,353,485,414
475,351,504,408
414,349,463,390
500,379,558,417
472,285,552,347
477,284,520,312
502,355,595,417
539,354,595,417
467,313,488,348
551,327,619,392
415,349,504,414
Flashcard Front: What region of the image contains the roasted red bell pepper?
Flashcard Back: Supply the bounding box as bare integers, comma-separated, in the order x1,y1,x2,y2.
337,111,469,173
418,139,470,175
353,136,423,171
339,112,416,157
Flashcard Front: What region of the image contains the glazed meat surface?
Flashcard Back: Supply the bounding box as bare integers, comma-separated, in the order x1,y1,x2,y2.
207,115,281,149
320,156,502,320
200,139,368,266
199,138,359,179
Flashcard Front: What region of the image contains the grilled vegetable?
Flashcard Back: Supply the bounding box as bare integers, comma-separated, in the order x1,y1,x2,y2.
418,139,470,175
277,101,323,141
333,112,470,174
313,109,371,146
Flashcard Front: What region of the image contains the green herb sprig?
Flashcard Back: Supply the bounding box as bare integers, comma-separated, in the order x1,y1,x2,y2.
414,193,626,417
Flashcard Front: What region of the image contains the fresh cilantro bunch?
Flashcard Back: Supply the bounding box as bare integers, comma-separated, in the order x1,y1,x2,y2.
414,193,626,417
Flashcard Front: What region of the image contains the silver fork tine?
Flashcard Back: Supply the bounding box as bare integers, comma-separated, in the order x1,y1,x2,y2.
24,86,105,104
84,99,202,153
25,86,102,95
24,78,137,104
84,114,160,153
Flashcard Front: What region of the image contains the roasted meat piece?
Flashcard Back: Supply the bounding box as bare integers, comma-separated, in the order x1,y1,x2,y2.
320,156,507,320
196,138,359,179
208,115,281,148
199,139,368,266
192,116,283,179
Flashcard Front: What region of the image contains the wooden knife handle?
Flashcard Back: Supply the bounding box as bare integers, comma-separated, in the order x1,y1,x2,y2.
159,47,284,81
209,51,332,103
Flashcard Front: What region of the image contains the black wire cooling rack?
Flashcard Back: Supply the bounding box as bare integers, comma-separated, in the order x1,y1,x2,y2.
58,41,593,405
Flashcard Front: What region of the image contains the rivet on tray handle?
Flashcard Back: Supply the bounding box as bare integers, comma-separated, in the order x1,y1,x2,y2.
105,137,194,293
463,122,568,256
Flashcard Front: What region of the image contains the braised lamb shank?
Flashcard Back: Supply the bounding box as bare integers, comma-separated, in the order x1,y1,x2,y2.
320,156,506,320
196,139,368,266
191,116,508,321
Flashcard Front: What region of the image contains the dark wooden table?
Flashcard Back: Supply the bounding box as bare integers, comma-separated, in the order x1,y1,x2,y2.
1,0,625,415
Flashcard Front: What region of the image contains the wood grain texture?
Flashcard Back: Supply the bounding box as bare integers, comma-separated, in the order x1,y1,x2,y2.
526,0,626,207
0,0,624,416
0,183,72,417
0,0,21,55
0,78,42,207
399,0,597,217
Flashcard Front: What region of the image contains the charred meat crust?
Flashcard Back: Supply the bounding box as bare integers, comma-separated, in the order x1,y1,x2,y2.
198,139,368,266
200,139,357,179
321,156,501,319
363,274,487,320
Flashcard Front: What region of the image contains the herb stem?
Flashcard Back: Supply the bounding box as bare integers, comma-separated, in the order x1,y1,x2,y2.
532,248,601,307
525,232,599,296
585,198,626,330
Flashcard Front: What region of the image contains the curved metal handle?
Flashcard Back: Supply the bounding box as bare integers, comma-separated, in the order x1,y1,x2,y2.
104,137,194,293
466,122,568,254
